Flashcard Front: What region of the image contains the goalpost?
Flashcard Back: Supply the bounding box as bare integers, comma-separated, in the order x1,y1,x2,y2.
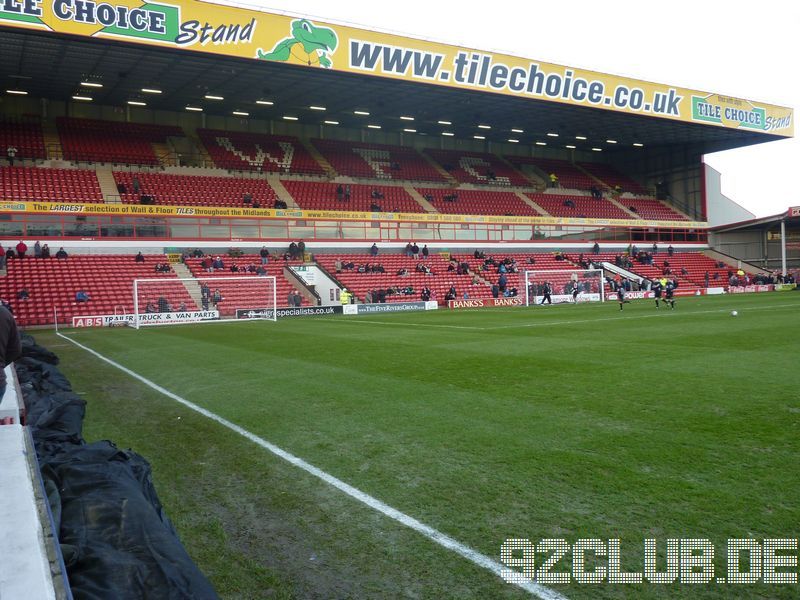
131,276,277,328
524,269,605,306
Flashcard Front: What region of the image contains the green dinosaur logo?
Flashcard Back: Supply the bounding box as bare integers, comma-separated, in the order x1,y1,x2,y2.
257,19,338,68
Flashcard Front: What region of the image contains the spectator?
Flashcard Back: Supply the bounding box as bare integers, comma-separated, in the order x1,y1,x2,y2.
243,192,253,204
293,290,302,307
297,240,305,259
34,241,41,258
411,242,419,258
370,202,382,212
55,247,68,259
0,303,21,399
16,289,29,301
344,185,351,200
132,175,141,193
336,184,344,200
6,145,18,166
135,251,145,262
273,198,287,209
212,289,223,304
422,245,429,258
40,244,50,259
157,296,171,313
370,243,379,256
548,172,559,188
288,241,298,259
259,246,270,264
667,245,674,256
15,240,27,259
75,290,90,302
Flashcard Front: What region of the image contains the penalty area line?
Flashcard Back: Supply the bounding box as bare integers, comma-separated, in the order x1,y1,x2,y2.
55,331,565,600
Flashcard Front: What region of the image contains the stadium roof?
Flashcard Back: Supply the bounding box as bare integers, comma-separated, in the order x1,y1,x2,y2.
0,1,793,155
712,207,800,232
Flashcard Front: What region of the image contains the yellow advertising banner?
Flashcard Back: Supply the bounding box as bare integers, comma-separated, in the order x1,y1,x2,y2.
0,200,707,229
0,0,792,136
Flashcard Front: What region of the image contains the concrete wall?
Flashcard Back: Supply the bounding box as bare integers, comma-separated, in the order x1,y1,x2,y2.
704,164,755,227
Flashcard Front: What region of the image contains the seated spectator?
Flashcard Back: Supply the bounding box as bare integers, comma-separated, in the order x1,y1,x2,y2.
145,301,156,313
256,266,267,275
397,268,408,276
135,251,145,262
75,290,90,302
243,192,253,204
212,289,223,304
41,244,50,258
274,199,288,209
370,202,382,212
16,289,29,301
56,247,68,259
474,249,485,259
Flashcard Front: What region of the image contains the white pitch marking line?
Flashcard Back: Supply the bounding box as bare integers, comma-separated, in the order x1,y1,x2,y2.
55,331,565,600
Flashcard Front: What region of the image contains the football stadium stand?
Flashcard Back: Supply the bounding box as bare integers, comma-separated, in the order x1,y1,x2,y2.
0,254,194,326
113,171,276,208
0,118,46,160
423,149,530,186
198,130,325,175
504,156,594,191
56,118,182,165
620,197,688,221
282,180,424,213
416,187,539,216
310,139,446,182
578,162,649,196
526,192,631,220
0,167,103,203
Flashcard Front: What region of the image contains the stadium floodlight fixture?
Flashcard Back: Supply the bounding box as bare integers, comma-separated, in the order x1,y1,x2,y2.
127,100,146,106
232,111,250,117
204,94,224,100
633,142,644,147
535,141,547,146
511,128,524,133
403,128,417,133
367,124,381,129
565,144,576,149
575,135,588,140
400,116,415,121
474,135,485,140
6,89,27,95
442,132,454,136
309,105,326,111
477,124,491,129
141,88,162,94
185,106,203,112
591,147,603,152
323,120,339,125
72,95,92,101
437,120,452,125
508,139,519,143
546,132,559,137
354,110,370,116
80,81,103,88
606,139,618,144
283,115,299,121
256,99,274,105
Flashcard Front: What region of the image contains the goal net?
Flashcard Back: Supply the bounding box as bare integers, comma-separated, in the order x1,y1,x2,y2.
524,269,605,306
131,275,277,328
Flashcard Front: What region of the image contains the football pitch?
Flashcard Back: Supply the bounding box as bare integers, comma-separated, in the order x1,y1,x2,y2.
36,292,800,599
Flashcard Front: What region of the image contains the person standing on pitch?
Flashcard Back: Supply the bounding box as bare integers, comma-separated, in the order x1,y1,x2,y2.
539,281,552,305
617,284,626,310
651,278,663,309
664,279,676,310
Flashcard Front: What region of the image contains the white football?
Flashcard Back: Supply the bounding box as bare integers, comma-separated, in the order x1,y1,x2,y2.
731,310,738,316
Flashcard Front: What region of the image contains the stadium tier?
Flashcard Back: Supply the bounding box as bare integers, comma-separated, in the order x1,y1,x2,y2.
452,252,576,291
423,149,530,186
315,253,493,303
113,171,276,207
0,254,195,326
505,156,595,190
310,139,446,182
282,180,424,213
0,118,46,160
416,187,540,216
579,251,733,288
620,197,688,221
577,162,649,195
0,166,103,202
56,118,183,165
526,192,630,219
198,130,325,175
183,257,308,315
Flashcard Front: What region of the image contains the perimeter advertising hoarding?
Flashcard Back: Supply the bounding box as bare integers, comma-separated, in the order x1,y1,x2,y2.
0,0,791,136
0,201,708,229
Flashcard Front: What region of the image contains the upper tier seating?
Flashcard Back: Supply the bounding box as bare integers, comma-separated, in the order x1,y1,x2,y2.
416,187,540,216
282,180,424,213
424,149,530,186
622,198,688,221
578,162,649,195
57,118,183,165
0,254,194,326
310,139,446,182
504,156,595,191
0,119,46,160
113,171,276,207
0,167,103,202
316,253,492,304
526,192,631,220
183,256,308,316
198,130,325,175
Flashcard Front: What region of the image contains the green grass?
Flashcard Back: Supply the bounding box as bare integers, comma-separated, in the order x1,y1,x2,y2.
35,292,800,599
